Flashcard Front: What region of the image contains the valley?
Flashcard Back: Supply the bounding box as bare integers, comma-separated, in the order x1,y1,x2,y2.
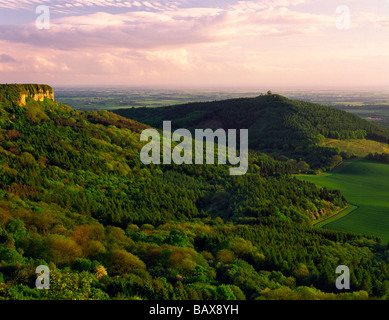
113,91,389,244
0,85,388,301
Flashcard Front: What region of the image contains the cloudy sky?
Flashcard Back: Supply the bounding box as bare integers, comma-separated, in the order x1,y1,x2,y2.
0,0,388,88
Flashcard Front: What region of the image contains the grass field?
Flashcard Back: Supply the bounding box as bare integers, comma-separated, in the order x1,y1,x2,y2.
312,204,358,228
319,138,389,157
298,159,389,244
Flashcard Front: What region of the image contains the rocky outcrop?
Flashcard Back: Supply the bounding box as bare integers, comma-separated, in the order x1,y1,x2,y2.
0,84,54,106
19,89,54,106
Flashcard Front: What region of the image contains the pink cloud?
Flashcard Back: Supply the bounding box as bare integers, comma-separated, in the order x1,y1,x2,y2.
0,0,387,88
0,4,335,51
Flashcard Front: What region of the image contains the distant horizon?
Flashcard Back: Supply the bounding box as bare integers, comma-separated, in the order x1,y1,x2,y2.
2,83,388,93
54,85,389,92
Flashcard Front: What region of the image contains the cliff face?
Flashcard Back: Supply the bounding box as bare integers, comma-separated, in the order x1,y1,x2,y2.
19,89,55,106
0,84,54,106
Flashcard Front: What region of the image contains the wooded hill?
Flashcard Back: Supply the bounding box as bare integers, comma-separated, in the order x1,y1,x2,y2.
113,93,389,171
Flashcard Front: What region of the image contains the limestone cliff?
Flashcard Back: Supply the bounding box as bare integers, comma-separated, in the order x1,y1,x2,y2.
0,84,54,106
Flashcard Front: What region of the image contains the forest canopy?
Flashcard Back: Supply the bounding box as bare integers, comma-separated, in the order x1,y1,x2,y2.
113,94,389,171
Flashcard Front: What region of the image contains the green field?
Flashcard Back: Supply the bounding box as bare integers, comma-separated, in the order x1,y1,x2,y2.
298,159,389,244
319,138,389,157
312,204,358,228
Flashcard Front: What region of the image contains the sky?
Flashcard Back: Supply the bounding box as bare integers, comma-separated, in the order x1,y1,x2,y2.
0,0,388,89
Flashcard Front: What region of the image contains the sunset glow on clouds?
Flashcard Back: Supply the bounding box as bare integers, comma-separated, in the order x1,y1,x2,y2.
0,0,388,88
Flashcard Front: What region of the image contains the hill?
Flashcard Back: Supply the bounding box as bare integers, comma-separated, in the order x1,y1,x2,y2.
0,85,388,300
113,93,389,171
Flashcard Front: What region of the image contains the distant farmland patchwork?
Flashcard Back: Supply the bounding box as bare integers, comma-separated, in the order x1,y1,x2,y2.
298,159,389,244
55,88,389,127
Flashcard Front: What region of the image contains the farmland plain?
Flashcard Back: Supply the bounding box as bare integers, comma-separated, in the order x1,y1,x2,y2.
55,88,389,127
